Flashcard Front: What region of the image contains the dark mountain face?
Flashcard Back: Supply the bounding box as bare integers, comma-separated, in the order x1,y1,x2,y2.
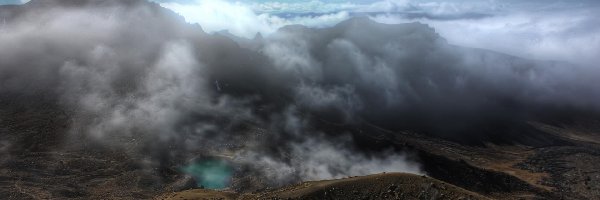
1,0,600,197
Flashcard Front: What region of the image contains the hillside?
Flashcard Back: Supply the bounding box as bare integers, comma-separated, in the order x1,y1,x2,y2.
158,173,489,200
1,1,600,199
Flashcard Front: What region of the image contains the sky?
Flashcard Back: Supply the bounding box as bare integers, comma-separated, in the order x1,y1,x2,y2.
1,0,598,65
155,0,600,67
0,0,29,4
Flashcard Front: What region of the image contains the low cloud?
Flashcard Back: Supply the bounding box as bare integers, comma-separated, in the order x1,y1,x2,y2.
158,0,600,67
1,0,599,189
0,0,425,187
372,4,600,67
238,135,422,185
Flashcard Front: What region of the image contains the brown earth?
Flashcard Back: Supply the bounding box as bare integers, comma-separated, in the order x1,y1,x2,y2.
157,173,489,200
2,95,600,199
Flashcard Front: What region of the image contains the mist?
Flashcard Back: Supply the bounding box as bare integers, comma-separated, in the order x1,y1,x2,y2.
1,0,599,189
160,0,600,67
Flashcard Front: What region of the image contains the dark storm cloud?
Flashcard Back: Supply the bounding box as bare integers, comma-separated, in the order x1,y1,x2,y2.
1,0,599,187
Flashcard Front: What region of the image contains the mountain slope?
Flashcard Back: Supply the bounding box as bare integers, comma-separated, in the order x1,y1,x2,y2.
1,1,600,199
158,173,490,200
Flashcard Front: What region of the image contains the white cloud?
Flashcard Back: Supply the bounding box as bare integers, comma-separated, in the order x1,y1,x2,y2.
159,0,599,66
370,6,600,66
236,133,422,184
249,0,358,14
4,0,600,187
159,0,352,38
160,0,273,37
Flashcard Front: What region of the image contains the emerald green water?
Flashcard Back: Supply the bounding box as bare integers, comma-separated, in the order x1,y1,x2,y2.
182,159,233,189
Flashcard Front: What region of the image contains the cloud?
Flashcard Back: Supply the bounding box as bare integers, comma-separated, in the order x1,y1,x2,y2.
238,134,422,185
159,0,273,37
248,0,359,14
0,0,424,188
159,0,353,38
157,0,503,33
157,0,600,67
2,0,600,190
370,4,600,67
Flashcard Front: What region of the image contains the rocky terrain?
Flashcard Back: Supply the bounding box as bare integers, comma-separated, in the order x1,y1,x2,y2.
2,99,599,199
158,173,489,200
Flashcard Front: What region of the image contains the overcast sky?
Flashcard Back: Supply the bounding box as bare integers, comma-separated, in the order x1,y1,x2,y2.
1,0,598,66
149,0,600,67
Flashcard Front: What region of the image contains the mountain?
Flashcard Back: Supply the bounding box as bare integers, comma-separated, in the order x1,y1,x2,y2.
1,0,600,199
159,173,490,200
